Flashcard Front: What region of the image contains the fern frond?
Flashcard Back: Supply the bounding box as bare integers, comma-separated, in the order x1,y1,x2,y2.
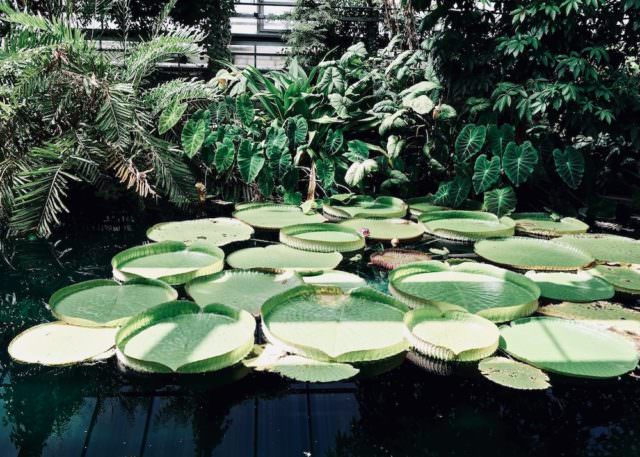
144,78,220,114
95,82,135,150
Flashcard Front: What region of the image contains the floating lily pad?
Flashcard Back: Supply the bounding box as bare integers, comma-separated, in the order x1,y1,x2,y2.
116,301,255,373
589,265,640,294
407,196,446,217
301,270,366,290
388,261,539,322
474,237,594,271
323,196,407,221
226,244,342,272
111,241,225,285
370,249,432,270
499,317,639,379
554,234,640,265
233,204,325,230
339,218,424,242
9,322,117,366
524,271,615,302
404,308,499,361
50,278,178,327
185,270,304,316
268,355,360,382
511,212,589,238
280,223,365,252
479,357,550,390
261,285,409,362
146,218,254,246
420,210,515,242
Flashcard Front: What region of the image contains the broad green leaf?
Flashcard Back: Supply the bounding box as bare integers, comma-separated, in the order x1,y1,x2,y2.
233,203,325,230
502,141,538,186
485,124,515,157
147,217,254,246
433,177,471,208
472,154,501,193
553,147,584,189
434,104,457,120
345,159,378,186
214,139,234,172
340,217,423,242
455,124,486,162
316,158,335,187
237,140,265,183
553,234,640,265
158,100,187,135
419,210,515,242
181,119,206,158
379,109,408,136
345,139,370,162
403,95,434,115
227,244,341,272
483,186,516,217
235,94,254,126
328,93,352,118
268,355,359,382
386,135,406,159
399,80,440,98
257,167,274,196
280,223,365,252
479,357,550,390
293,117,308,145
524,271,614,302
325,129,344,154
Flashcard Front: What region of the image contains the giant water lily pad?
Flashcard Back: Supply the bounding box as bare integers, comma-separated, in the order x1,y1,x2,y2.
407,196,446,217
301,270,366,290
323,196,407,220
226,244,342,272
554,234,640,265
50,278,178,327
339,218,424,242
524,271,615,302
116,301,255,373
420,210,515,242
404,308,499,361
111,241,225,285
370,249,432,270
280,223,365,252
146,218,254,246
474,237,594,271
479,357,550,390
9,322,117,366
499,317,639,379
267,355,360,382
511,213,588,237
233,204,325,230
185,270,303,316
261,285,409,362
388,261,539,322
589,265,640,294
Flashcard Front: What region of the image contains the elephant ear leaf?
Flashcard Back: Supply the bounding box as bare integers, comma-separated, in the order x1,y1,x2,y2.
486,124,515,157
472,154,501,193
236,94,255,126
455,124,486,162
553,147,585,189
237,140,265,183
433,177,470,208
181,118,206,158
159,100,188,135
502,141,538,186
483,186,516,217
214,138,235,173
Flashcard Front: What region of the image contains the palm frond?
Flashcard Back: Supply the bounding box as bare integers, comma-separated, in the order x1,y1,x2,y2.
145,78,220,114
95,82,136,150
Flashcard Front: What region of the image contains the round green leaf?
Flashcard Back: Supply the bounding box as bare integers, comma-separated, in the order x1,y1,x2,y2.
589,265,640,294
111,241,225,285
233,204,326,230
116,301,255,373
499,317,639,379
50,278,178,327
474,237,594,271
502,141,538,186
407,195,446,217
389,261,540,322
268,355,359,382
147,218,254,246
322,196,407,220
339,218,424,242
186,270,304,316
226,244,342,272
554,234,640,265
479,357,550,390
404,308,499,361
280,223,365,252
472,154,501,193
420,210,515,242
261,286,409,362
512,213,589,237
524,271,615,302
9,322,117,366
301,270,366,290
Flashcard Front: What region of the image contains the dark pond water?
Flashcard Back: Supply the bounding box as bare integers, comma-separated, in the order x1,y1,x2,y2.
1,218,640,457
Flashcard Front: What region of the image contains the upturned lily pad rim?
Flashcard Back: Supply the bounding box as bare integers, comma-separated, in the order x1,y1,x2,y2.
419,210,516,242
261,285,410,362
233,204,326,230
49,278,178,327
279,223,365,252
111,240,225,285
116,300,256,373
226,244,343,273
474,236,595,271
146,217,254,246
338,218,425,242
404,308,499,361
388,260,540,322
322,195,408,221
511,212,589,238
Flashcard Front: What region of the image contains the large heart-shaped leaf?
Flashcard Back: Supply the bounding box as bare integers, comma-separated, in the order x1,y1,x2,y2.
329,93,352,118
472,154,501,193
237,139,265,183
325,129,344,154
214,138,234,172
379,109,408,136
502,141,538,186
181,118,206,158
485,124,514,157
553,147,584,189
433,177,471,208
483,186,516,217
235,94,254,126
345,159,378,186
316,158,335,187
455,124,486,162
158,100,187,135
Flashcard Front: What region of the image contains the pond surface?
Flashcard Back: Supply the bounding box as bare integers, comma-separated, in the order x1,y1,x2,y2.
1,219,640,457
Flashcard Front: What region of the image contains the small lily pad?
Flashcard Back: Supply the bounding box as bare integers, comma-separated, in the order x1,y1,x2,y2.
268,355,360,382
370,249,432,270
479,357,550,390
280,223,365,252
